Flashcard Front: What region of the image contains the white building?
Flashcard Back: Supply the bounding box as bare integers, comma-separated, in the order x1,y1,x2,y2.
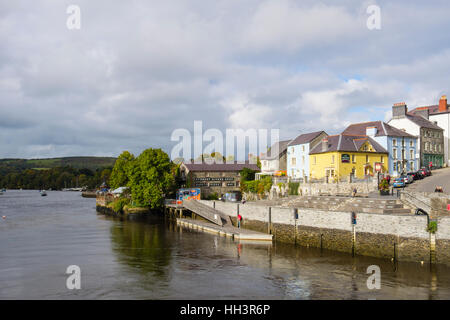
286,131,328,180
259,140,291,176
409,95,450,167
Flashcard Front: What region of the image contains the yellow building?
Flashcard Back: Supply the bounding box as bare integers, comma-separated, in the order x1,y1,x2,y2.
309,135,389,180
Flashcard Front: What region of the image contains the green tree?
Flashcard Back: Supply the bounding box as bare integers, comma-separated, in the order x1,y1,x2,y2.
127,148,175,208
110,151,135,189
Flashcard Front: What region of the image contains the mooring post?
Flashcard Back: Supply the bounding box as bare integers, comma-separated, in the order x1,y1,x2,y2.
213,201,215,209
430,232,436,264
268,207,272,234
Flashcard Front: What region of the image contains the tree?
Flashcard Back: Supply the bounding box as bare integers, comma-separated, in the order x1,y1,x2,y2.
127,148,175,208
110,151,135,189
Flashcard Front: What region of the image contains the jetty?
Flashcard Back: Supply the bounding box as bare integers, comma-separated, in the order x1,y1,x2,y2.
165,200,273,241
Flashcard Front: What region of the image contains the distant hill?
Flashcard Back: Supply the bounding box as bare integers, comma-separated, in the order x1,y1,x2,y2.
0,156,117,173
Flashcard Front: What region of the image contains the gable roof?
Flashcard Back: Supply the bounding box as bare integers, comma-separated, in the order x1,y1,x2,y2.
342,121,416,138
260,140,291,160
309,134,388,155
182,161,260,172
405,113,443,130
288,131,326,146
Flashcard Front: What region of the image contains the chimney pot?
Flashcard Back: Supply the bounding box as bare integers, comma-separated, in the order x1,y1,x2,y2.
439,95,448,112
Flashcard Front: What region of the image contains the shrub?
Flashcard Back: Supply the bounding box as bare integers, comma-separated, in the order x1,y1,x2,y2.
111,197,131,213
288,182,300,195
427,221,438,234
206,192,219,200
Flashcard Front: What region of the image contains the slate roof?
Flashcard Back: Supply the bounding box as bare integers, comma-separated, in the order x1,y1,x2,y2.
182,161,260,172
260,140,291,160
410,104,450,116
288,131,326,146
309,134,388,154
405,113,443,130
342,121,416,138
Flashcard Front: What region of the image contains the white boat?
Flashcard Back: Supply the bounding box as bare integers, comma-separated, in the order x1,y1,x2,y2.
40,190,47,196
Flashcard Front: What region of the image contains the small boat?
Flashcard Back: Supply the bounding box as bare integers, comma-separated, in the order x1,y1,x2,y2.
40,190,47,196
1,188,5,192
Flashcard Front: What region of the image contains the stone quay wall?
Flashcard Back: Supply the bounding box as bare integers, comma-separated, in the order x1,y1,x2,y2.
199,200,450,265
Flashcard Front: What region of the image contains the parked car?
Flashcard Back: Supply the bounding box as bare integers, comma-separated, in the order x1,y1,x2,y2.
401,175,413,184
421,167,432,176
414,170,425,179
222,191,242,202
407,172,418,181
418,168,428,177
393,177,406,188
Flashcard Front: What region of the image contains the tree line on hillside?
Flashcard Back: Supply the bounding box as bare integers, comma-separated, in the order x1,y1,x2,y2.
0,166,112,190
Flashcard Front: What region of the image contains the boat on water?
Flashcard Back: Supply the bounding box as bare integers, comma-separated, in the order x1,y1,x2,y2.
40,190,47,196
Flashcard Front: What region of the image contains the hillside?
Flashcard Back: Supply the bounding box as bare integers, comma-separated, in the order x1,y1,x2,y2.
0,156,116,174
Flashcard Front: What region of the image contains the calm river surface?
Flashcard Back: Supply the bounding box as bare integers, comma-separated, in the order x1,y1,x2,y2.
1,190,450,299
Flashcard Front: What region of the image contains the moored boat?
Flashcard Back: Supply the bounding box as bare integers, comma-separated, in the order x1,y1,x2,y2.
40,190,47,196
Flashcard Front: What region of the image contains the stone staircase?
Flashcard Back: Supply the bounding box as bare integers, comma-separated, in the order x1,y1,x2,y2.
281,195,412,215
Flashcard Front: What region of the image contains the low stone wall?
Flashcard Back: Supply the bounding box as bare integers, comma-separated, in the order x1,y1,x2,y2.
199,199,450,265
297,180,378,196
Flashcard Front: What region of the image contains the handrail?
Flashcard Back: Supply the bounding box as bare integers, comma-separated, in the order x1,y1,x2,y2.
400,190,432,209
400,190,449,215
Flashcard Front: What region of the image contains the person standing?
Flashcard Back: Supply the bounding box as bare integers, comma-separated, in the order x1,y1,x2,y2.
237,213,242,228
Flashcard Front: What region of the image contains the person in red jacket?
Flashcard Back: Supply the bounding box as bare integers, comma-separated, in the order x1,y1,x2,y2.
237,213,242,228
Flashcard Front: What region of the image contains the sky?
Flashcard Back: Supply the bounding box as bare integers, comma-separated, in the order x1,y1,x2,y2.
1,0,450,159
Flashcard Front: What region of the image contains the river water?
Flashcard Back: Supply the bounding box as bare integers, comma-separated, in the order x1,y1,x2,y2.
1,190,450,300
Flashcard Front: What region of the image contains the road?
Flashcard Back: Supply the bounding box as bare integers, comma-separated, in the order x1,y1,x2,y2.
406,167,450,194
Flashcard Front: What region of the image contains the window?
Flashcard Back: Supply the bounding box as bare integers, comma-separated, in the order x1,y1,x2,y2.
302,156,305,165
392,139,397,146
365,155,369,163
302,145,305,152
291,157,296,166
331,155,335,164
313,156,316,165
410,140,413,147
393,148,397,160
410,150,414,160
411,161,414,171
352,155,356,163
381,156,384,163
393,162,397,171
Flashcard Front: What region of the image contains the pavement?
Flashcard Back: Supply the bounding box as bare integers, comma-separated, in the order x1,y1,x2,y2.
405,167,450,194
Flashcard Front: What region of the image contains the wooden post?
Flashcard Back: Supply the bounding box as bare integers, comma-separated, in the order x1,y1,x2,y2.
268,207,272,234
430,232,436,264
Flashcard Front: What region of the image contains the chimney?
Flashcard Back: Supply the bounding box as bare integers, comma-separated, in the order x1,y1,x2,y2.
366,126,377,137
321,138,328,152
392,102,407,119
415,107,429,120
439,95,448,112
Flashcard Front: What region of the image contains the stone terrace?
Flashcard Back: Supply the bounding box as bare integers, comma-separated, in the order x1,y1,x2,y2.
279,195,412,215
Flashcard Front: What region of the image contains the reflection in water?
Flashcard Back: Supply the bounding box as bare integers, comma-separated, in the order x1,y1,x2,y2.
109,215,172,280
